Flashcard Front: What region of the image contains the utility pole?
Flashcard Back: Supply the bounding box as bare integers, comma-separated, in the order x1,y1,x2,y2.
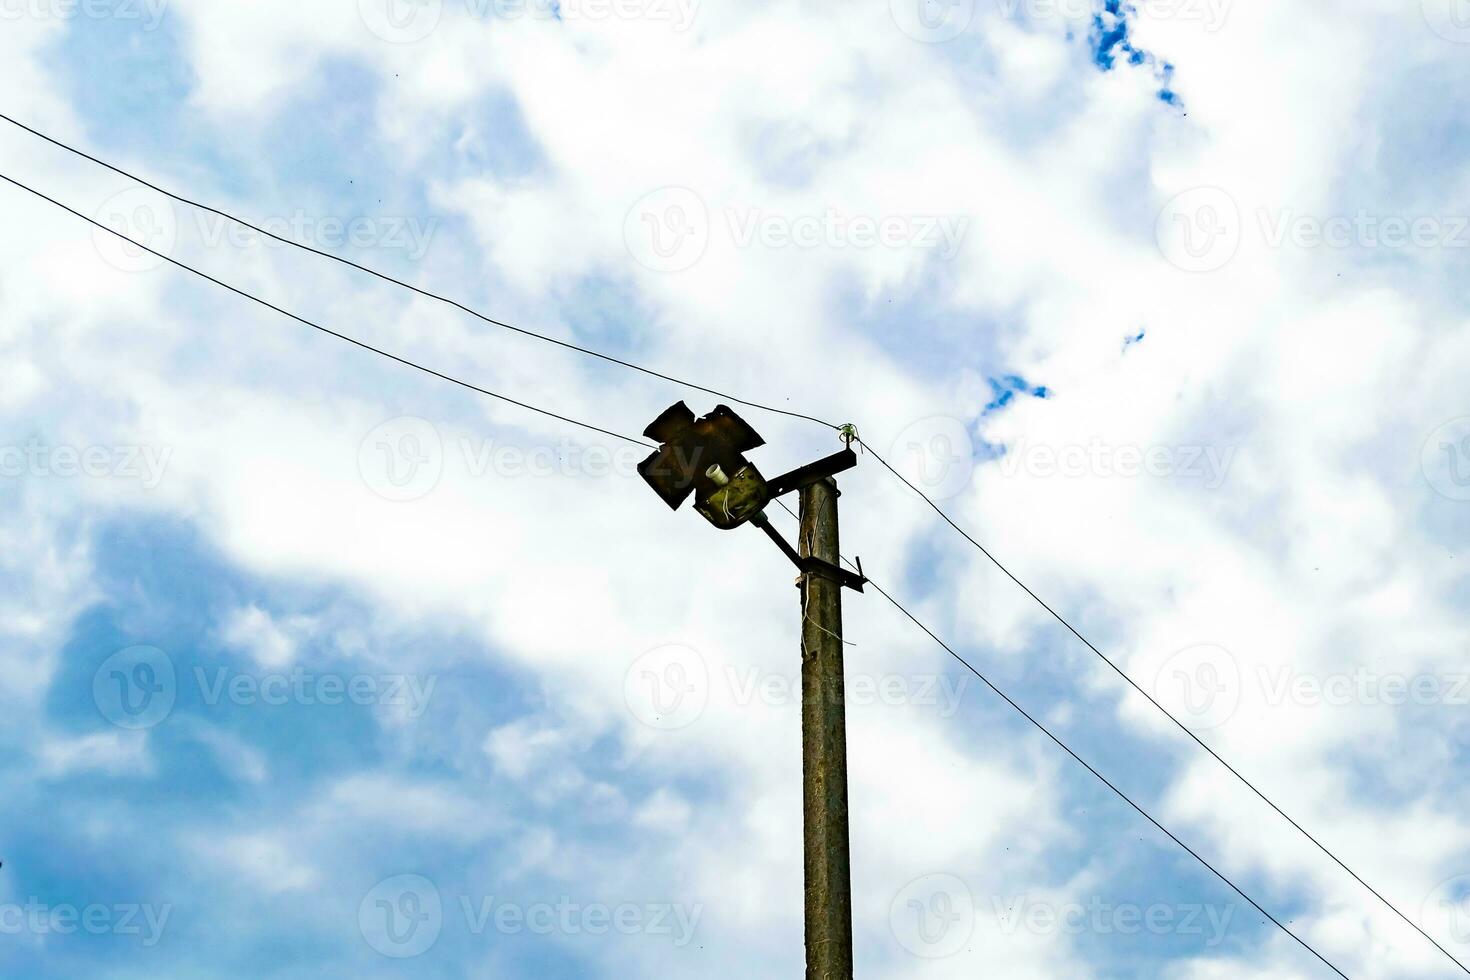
798,476,854,979
638,402,864,980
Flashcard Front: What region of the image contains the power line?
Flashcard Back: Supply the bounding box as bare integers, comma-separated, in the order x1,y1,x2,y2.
17,139,1330,972
767,500,1348,977
1,112,1448,973
0,111,841,433
0,171,654,450
868,575,1351,978
857,439,1469,977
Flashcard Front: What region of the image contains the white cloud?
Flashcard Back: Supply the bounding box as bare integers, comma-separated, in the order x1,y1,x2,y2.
219,604,300,668
35,731,152,778
631,787,692,833
190,831,321,896
314,773,504,841
2,1,1468,976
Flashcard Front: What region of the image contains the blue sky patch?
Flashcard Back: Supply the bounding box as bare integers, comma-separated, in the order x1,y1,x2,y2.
1089,1,1183,108
984,374,1054,415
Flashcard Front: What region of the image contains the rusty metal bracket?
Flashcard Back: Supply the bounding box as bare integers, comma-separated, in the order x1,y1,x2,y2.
799,554,866,593
750,511,866,593
765,449,858,500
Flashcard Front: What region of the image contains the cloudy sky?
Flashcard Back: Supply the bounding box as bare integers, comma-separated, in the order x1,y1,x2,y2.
2,0,1469,977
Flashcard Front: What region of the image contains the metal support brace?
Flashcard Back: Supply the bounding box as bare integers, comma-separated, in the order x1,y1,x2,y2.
751,510,867,593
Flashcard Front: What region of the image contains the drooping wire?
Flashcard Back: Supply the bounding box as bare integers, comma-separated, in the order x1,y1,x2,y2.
856,439,1469,976
1,108,1452,972
767,498,1348,977
0,111,841,433
867,575,1352,979
0,172,654,450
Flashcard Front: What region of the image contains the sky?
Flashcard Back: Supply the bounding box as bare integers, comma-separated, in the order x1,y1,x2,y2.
1,0,1469,977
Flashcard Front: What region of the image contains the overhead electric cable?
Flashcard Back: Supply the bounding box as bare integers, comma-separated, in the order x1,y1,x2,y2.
0,172,653,450
866,574,1352,979
856,440,1469,977
0,112,840,432
767,499,1348,976
3,110,1455,972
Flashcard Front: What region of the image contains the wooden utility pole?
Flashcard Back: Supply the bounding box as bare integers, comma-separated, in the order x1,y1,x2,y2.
636,402,863,978
799,476,854,980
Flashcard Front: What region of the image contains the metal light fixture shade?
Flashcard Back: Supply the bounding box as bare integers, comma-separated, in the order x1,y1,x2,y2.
638,401,770,528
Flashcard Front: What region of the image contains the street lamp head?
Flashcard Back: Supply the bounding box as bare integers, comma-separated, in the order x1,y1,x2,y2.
638,401,770,530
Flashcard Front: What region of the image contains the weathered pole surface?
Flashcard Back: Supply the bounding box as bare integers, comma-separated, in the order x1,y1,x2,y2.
798,476,854,980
